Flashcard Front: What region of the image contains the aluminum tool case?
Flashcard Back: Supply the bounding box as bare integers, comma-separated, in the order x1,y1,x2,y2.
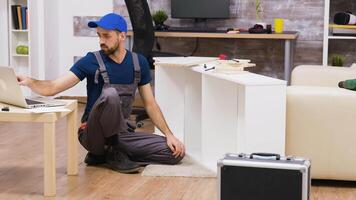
218,153,311,200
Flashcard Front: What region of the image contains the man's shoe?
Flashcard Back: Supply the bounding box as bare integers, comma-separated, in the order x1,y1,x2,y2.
84,152,106,166
105,145,143,174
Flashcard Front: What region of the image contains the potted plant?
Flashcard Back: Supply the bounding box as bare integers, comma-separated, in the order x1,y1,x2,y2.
152,10,168,30
255,0,263,21
248,0,271,33
249,0,267,33
330,54,346,67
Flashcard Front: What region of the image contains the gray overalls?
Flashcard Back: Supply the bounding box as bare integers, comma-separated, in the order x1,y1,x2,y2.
78,51,183,165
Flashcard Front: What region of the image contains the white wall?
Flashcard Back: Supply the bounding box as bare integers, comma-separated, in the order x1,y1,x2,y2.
1,0,113,96
52,0,113,96
30,0,45,80
0,0,9,66
44,0,59,80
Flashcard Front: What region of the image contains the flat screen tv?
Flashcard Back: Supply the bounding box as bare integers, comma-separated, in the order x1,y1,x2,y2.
171,0,230,19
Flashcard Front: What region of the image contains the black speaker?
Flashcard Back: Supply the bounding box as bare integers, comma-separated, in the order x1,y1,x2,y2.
334,12,356,25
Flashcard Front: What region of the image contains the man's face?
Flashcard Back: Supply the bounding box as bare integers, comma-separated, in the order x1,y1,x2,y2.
97,27,124,55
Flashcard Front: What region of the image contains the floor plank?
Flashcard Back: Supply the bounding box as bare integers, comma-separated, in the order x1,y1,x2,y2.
0,103,355,199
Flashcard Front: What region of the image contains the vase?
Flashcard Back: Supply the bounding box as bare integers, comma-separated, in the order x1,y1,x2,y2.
154,21,168,30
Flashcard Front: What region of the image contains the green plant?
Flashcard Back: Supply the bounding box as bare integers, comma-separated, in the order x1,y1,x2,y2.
255,0,263,21
152,10,168,24
330,54,346,67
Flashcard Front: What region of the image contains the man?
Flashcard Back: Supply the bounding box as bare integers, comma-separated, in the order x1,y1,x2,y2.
17,13,185,173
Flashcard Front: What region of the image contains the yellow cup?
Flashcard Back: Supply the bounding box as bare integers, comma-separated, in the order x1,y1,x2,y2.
274,18,284,33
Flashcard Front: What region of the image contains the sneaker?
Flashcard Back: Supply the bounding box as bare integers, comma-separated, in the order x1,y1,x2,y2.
105,145,143,174
84,152,106,166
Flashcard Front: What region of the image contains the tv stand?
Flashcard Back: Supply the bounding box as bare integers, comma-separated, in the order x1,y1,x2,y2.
164,26,220,33
126,31,298,83
193,18,207,23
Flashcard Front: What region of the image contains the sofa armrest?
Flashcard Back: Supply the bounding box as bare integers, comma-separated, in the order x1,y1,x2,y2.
291,65,356,87
286,86,356,180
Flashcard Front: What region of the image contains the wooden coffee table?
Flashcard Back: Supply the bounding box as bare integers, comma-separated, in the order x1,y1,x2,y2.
0,100,78,196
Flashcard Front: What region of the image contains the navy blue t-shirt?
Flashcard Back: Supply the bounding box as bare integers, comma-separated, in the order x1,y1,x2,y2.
70,50,151,122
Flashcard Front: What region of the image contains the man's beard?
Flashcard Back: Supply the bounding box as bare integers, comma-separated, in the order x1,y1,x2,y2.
101,42,120,55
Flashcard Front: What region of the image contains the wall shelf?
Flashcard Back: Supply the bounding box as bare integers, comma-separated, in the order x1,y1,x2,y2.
11,29,28,32
11,54,29,57
328,36,356,40
323,0,356,66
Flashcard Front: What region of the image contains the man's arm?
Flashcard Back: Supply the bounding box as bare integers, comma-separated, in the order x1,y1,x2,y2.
17,72,80,96
138,83,185,157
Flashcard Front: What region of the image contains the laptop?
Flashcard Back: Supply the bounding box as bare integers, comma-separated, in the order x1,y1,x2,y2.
0,66,66,108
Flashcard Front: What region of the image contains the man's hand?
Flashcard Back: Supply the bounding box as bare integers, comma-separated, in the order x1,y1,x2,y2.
17,75,33,86
16,72,80,96
166,134,185,158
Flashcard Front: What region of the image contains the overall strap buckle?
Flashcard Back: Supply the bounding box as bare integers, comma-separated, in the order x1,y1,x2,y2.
93,51,110,84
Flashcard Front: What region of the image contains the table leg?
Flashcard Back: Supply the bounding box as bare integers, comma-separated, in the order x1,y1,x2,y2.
67,107,78,175
44,122,56,196
290,40,295,80
284,39,291,85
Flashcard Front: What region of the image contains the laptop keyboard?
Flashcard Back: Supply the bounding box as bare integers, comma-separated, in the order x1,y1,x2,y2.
25,99,43,105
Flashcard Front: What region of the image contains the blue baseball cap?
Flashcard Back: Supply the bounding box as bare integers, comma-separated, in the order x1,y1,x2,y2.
88,13,127,32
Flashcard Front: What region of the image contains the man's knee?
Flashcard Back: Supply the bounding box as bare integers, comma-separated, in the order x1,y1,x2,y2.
160,149,185,165
168,154,184,165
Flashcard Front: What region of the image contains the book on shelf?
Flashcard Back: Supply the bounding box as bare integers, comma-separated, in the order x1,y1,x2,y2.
17,5,22,29
329,24,356,29
11,5,28,30
26,7,28,29
11,5,19,29
21,6,26,30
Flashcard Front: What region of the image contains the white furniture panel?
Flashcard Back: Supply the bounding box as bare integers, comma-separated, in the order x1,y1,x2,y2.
154,65,186,142
184,69,202,154
242,85,286,154
155,57,286,172
201,75,239,169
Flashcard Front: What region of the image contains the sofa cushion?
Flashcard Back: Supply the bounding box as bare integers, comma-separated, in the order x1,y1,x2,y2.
291,65,356,87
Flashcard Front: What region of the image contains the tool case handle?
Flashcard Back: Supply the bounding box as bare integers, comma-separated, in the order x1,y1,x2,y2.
250,153,281,160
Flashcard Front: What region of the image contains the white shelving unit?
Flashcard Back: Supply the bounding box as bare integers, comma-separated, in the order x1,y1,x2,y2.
0,1,9,66
7,0,45,96
8,0,29,76
154,57,286,172
323,0,356,66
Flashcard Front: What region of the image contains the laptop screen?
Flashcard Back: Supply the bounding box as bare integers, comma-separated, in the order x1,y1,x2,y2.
0,66,29,108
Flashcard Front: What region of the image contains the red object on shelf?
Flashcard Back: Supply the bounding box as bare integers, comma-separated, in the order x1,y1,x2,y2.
219,54,228,60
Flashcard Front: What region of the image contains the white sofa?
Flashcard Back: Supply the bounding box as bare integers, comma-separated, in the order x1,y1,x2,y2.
286,65,356,181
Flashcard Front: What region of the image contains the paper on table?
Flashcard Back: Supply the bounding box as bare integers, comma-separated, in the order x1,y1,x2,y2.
27,107,71,113
154,57,218,68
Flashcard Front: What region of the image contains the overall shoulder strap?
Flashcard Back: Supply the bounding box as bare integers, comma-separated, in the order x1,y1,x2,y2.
131,52,141,85
93,51,110,84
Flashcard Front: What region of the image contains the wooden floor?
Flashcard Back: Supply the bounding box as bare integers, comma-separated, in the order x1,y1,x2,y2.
1,103,356,199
